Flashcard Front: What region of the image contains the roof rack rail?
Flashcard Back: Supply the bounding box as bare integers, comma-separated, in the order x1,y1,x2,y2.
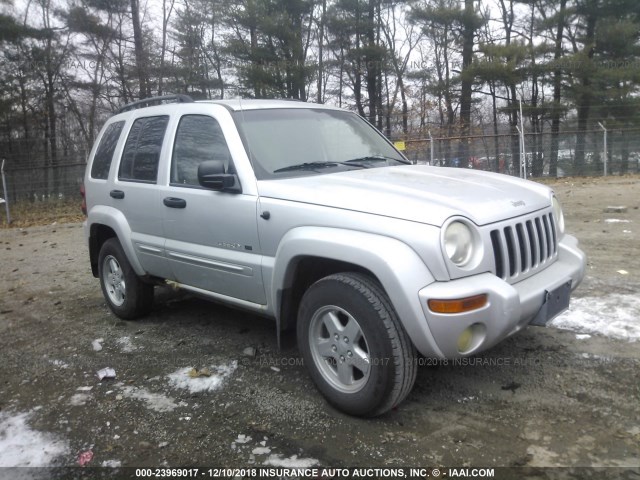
117,94,194,114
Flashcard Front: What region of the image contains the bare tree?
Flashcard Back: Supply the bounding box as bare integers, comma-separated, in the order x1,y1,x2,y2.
380,3,422,135
130,0,150,98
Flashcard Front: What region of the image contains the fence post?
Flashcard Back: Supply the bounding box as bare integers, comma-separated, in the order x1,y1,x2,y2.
519,99,527,180
1,159,11,224
429,131,434,166
516,126,526,179
598,122,608,176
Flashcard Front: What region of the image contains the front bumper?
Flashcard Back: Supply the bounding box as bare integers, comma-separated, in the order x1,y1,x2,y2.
417,234,586,358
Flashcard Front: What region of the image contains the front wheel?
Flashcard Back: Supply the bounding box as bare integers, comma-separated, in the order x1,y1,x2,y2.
297,273,417,416
98,238,153,320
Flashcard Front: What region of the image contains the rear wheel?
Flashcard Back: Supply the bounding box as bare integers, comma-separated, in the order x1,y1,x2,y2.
297,273,417,416
98,238,153,320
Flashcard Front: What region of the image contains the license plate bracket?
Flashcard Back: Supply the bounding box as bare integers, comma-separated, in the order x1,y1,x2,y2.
530,280,572,326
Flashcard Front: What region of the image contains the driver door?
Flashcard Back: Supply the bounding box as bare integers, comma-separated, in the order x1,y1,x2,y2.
159,113,266,305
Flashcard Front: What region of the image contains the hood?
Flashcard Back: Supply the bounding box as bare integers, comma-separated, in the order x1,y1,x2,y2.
257,166,553,227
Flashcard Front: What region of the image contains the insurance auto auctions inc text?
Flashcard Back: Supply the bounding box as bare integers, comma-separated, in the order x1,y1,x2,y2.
249,467,495,478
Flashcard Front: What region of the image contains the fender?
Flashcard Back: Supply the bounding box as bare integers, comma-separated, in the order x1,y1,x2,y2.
270,226,445,358
87,205,146,276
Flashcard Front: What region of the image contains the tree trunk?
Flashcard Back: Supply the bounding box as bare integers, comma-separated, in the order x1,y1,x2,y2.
509,83,520,175
158,0,174,96
316,0,326,103
365,0,378,125
490,80,500,172
399,75,408,135
574,5,596,175
550,0,567,178
456,0,475,165
130,0,150,98
528,4,543,177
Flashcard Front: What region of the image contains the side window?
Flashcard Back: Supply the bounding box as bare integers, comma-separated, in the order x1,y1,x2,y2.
91,121,125,179
171,115,232,186
118,115,169,183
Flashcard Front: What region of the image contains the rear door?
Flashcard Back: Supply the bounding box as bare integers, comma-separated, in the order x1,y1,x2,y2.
159,111,266,305
113,114,173,279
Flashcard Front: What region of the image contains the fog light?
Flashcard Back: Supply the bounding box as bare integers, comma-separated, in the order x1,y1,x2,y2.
456,323,486,354
428,294,488,314
457,328,473,353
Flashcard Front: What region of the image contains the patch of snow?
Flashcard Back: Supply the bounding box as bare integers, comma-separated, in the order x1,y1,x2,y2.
252,447,271,455
49,359,69,369
0,411,69,467
76,386,93,392
235,434,252,444
457,396,476,403
551,295,640,342
604,219,630,224
243,347,256,357
167,361,237,394
92,338,104,352
263,454,318,468
68,394,90,406
576,334,591,340
116,336,136,352
102,459,122,468
120,386,179,412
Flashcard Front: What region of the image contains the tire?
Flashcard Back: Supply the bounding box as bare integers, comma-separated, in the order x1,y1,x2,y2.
297,273,417,416
98,238,153,320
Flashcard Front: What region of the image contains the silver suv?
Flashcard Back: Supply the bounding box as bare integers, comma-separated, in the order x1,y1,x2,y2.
83,95,586,416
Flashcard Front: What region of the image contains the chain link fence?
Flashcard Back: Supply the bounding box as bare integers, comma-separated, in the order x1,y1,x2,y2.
0,134,88,203
1,127,639,225
0,136,88,226
400,128,640,177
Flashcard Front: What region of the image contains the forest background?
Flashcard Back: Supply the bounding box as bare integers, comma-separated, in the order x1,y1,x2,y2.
1,0,639,203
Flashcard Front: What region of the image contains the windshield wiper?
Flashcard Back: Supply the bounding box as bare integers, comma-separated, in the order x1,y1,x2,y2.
274,161,369,173
345,155,411,165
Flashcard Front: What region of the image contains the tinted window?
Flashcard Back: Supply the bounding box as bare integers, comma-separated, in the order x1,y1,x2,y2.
91,121,124,179
171,115,232,186
118,116,169,183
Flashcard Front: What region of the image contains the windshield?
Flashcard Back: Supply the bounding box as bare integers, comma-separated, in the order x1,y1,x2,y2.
232,108,407,179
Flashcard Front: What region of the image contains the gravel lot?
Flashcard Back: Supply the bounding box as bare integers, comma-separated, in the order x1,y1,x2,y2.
0,176,639,474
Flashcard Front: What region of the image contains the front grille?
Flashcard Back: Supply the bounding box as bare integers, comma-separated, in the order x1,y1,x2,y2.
490,211,558,282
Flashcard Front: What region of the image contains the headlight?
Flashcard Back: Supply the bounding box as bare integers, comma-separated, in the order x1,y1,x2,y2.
444,221,474,266
552,196,565,235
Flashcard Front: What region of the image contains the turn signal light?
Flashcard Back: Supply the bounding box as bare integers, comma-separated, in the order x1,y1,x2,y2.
428,294,488,314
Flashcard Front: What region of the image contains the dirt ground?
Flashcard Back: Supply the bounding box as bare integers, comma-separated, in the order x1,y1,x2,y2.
0,175,639,474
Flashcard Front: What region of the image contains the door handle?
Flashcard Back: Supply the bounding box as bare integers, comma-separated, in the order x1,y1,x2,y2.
163,197,187,208
110,190,125,199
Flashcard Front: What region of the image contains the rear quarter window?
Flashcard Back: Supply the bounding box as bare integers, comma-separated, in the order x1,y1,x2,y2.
90,121,125,180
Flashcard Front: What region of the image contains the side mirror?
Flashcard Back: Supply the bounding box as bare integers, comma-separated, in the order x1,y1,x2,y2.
198,160,241,193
